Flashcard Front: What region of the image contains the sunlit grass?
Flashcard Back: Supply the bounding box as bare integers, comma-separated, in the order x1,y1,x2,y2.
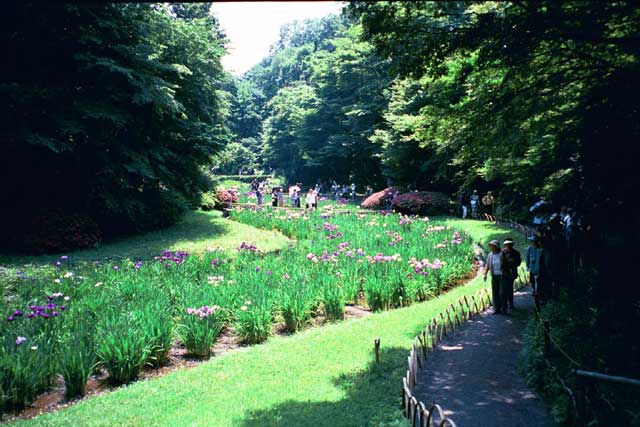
0,210,291,267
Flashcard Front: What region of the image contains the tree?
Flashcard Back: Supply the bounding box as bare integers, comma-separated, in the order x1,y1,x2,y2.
1,3,230,250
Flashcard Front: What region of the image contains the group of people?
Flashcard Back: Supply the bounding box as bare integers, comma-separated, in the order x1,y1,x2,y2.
483,200,586,314
329,181,373,201
484,238,521,314
458,190,495,219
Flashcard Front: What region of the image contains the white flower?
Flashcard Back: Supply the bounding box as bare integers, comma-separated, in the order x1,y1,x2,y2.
64,296,70,301
63,272,73,278
30,346,38,351
94,282,103,287
54,279,61,283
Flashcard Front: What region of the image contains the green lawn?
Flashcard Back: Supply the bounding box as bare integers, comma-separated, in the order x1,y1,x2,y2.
0,210,291,268
10,219,519,427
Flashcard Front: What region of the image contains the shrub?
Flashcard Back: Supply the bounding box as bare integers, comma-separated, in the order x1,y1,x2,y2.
178,306,223,358
391,191,451,216
214,189,238,210
23,210,102,254
96,313,151,385
361,187,403,209
58,316,96,399
235,299,272,344
280,286,314,333
199,190,218,211
0,336,53,412
139,304,173,367
322,284,345,322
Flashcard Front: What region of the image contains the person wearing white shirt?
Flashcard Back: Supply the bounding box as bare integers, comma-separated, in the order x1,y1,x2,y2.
484,240,505,314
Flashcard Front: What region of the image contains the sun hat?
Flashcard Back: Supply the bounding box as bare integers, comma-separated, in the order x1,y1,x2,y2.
503,238,514,245
489,239,500,247
527,235,538,242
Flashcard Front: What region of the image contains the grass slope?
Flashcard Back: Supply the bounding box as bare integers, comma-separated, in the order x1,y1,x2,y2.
0,211,290,267
11,220,518,427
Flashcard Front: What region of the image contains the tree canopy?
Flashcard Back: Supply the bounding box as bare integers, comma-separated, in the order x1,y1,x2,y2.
2,2,230,250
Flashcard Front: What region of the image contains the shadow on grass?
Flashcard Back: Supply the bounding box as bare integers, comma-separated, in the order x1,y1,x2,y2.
0,211,232,267
239,347,412,427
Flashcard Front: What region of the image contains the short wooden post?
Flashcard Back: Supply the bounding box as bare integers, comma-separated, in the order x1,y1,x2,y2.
374,338,381,363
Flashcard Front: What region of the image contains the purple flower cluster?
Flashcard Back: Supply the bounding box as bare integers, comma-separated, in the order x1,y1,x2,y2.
399,216,413,226
9,302,65,322
336,242,350,252
365,253,402,264
326,231,343,240
154,250,189,267
408,257,446,276
385,231,404,246
185,305,220,319
134,261,143,270
237,242,261,253
211,258,225,268
54,255,69,267
322,222,339,232
451,230,463,245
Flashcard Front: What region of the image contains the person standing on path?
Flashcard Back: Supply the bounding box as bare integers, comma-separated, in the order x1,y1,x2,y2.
484,240,505,314
482,191,495,217
500,238,522,311
525,235,540,293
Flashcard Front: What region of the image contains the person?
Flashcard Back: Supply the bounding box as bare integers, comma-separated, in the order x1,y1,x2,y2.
312,188,319,209
458,191,468,219
291,188,299,208
484,240,505,314
251,179,259,192
305,189,315,210
525,236,540,293
277,187,285,207
295,189,301,208
470,190,480,218
530,196,548,226
271,188,278,207
256,182,263,206
350,183,356,200
385,192,393,211
482,191,495,216
534,236,552,307
500,238,522,311
366,185,374,196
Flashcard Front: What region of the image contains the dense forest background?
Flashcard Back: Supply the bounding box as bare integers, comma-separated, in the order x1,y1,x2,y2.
2,2,640,425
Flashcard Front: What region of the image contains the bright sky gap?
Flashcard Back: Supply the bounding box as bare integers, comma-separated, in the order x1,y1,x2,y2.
211,1,345,75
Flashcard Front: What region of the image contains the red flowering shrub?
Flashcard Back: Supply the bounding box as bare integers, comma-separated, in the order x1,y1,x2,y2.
361,187,404,209
26,210,102,253
214,189,238,210
391,191,451,215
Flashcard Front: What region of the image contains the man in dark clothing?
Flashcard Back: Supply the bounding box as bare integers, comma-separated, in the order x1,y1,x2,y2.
500,238,522,311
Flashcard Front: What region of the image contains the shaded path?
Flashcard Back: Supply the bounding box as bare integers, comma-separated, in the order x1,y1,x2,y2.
413,287,554,426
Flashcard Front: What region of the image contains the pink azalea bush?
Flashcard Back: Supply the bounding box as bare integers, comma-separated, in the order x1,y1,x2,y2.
361,187,404,209
391,191,451,216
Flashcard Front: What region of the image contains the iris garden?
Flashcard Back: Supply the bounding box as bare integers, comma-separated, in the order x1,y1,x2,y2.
1,207,475,417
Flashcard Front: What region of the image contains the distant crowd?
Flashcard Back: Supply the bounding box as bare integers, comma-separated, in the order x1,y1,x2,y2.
250,178,375,210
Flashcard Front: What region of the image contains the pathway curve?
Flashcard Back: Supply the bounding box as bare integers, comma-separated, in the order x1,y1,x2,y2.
413,286,554,427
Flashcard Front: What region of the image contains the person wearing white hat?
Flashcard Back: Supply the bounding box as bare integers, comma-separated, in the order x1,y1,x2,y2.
484,240,505,314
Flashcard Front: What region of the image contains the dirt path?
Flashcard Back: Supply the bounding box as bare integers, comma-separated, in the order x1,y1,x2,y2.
413,286,554,427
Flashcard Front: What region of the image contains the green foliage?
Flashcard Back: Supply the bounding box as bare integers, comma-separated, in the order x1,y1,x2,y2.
2,3,231,252
58,315,97,398
178,307,224,358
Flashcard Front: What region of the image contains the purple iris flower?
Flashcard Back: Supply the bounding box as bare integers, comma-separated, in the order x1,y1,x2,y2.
16,336,27,345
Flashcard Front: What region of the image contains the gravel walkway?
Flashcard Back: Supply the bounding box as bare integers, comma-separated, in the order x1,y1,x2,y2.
413,286,554,427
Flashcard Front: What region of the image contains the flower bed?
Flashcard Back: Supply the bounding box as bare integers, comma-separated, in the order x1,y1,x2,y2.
0,208,474,416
